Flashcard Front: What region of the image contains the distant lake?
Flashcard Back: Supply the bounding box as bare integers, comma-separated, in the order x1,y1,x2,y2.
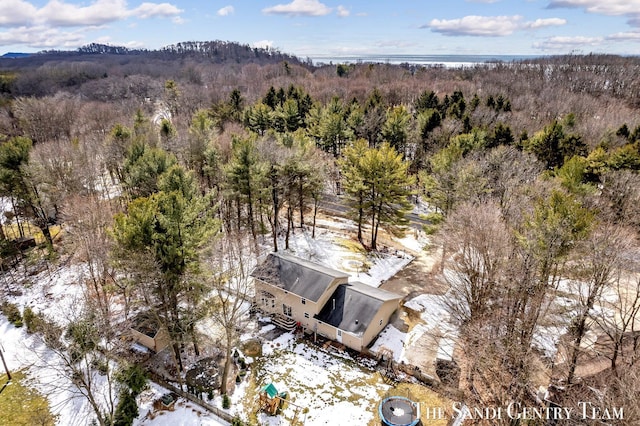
307,54,543,67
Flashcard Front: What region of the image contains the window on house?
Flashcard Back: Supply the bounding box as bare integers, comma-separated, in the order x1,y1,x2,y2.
261,297,275,309
304,312,309,319
283,304,292,317
379,319,383,326
301,298,306,305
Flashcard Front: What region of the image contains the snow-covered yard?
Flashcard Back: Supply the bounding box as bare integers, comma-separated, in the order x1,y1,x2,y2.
231,331,390,426
0,215,442,426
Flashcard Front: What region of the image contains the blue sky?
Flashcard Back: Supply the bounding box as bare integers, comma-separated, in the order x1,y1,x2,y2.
1,0,640,56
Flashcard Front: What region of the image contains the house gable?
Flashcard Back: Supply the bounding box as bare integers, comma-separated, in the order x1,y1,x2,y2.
251,252,349,303
315,282,401,336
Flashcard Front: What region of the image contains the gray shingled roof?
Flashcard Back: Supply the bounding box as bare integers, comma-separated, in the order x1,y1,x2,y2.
315,282,402,336
251,252,349,302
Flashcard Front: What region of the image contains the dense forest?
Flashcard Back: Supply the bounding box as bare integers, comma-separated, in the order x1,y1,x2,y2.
1,41,640,425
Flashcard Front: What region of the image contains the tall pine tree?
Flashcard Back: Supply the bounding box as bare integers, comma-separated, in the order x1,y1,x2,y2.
340,140,414,250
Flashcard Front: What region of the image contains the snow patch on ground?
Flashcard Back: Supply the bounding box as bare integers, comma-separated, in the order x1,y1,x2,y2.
371,291,458,364
411,196,434,217
8,262,88,325
280,224,413,288
370,323,408,361
135,382,224,426
353,251,412,287
261,331,296,356
394,232,429,253
256,338,388,426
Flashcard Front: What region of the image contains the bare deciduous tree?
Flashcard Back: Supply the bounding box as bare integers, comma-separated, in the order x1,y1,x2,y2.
205,231,253,395
564,223,635,383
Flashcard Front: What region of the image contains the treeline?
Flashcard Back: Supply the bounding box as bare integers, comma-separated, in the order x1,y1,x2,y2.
5,40,304,65
0,40,306,98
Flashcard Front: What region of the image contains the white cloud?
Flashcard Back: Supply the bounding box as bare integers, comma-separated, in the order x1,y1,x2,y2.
0,0,184,49
425,15,567,36
86,36,147,49
606,31,640,41
0,25,86,48
427,15,524,36
533,35,603,51
132,2,182,19
252,39,274,49
548,0,640,17
524,18,567,28
0,0,38,26
466,0,500,3
37,0,129,26
217,5,235,16
374,40,417,49
263,0,332,17
1,0,183,27
336,5,349,17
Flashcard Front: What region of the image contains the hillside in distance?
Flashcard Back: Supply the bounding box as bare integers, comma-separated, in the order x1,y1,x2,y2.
1,40,306,66
0,40,310,98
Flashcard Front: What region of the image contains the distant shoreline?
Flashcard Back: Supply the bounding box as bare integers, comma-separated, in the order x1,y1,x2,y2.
307,54,544,67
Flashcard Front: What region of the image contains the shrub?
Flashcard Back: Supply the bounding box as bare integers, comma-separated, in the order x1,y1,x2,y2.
22,307,43,333
116,364,148,397
113,389,138,426
91,358,109,375
1,302,23,327
222,394,231,409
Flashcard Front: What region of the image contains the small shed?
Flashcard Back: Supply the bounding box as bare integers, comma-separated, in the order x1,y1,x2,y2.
130,312,170,353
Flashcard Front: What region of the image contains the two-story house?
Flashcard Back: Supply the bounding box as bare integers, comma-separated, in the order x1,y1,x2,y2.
251,252,402,352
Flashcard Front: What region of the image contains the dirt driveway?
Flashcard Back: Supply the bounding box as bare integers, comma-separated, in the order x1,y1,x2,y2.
380,239,449,299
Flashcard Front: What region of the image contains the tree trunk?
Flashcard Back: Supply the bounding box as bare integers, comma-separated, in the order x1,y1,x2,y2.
0,347,11,380
567,311,588,384
611,339,620,372
191,323,200,357
11,198,24,238
258,196,265,237
372,216,380,251
247,187,256,240
312,196,318,239
370,203,379,251
299,178,304,228
285,206,292,250
39,224,54,250
220,329,233,395
271,171,279,252
235,198,242,232
357,192,364,246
